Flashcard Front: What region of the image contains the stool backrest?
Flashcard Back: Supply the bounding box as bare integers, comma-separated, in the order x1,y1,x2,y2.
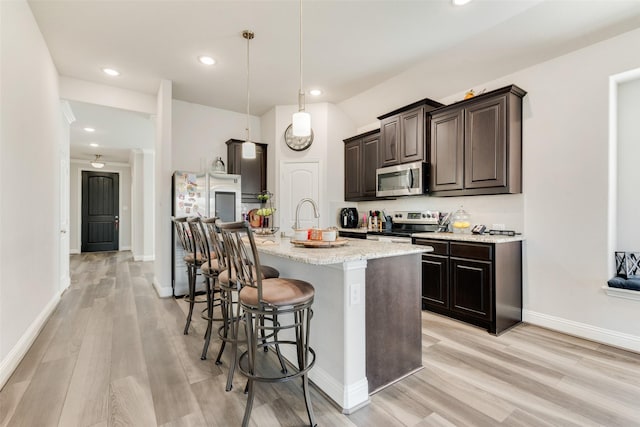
171,216,194,253
218,220,263,300
187,217,209,262
201,217,227,270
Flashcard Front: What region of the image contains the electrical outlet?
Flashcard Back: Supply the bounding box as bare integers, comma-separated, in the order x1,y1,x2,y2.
350,283,361,305
492,223,506,230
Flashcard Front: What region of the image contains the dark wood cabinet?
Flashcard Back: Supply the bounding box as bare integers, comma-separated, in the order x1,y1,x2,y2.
378,98,443,167
226,139,267,203
428,84,526,196
414,237,522,335
343,129,380,201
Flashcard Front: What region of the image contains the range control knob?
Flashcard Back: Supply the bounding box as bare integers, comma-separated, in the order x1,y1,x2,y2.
423,213,427,218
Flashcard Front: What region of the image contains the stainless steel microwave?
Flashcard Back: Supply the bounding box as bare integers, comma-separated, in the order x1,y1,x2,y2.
376,161,428,197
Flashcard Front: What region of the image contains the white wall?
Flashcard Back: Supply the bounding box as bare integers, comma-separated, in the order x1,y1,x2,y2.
616,78,640,252
68,161,132,253
153,80,173,297
340,28,640,350
131,149,155,261
0,0,65,385
60,76,156,115
171,99,262,173
264,103,356,230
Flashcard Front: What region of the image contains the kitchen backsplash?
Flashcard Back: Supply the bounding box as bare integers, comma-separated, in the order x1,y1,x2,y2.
348,193,524,232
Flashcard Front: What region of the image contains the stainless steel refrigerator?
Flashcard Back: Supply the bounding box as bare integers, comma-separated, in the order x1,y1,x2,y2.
171,171,241,296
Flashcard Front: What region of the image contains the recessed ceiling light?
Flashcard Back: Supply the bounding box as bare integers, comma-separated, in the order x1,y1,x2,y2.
309,89,322,96
102,68,120,76
198,56,216,66
84,127,95,132
452,0,472,5
90,143,99,147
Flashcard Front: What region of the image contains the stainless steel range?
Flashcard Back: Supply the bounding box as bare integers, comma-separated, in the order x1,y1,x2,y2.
367,210,441,242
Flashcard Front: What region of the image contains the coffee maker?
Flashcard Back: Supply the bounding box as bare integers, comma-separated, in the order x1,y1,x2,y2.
340,207,359,228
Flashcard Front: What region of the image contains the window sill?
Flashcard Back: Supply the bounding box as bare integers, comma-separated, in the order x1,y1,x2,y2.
602,285,640,301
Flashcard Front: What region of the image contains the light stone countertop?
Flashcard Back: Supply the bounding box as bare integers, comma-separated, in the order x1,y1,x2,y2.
412,232,524,244
253,236,431,265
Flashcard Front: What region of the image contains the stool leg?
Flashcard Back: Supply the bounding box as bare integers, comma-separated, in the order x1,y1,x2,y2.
225,294,242,392
215,286,229,366
297,308,317,427
183,264,195,335
272,314,288,374
200,276,213,360
242,311,258,427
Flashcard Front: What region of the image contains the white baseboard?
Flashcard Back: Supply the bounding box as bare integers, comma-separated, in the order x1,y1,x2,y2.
602,285,640,301
153,275,173,298
120,246,131,251
0,291,61,389
133,254,155,262
69,249,80,254
523,309,640,353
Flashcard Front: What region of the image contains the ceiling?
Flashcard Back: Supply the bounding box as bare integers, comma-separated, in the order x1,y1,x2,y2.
28,0,640,161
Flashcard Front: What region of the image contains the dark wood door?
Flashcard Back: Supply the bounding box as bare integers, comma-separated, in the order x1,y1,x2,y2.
464,95,507,189
379,118,399,167
421,254,449,309
344,140,362,201
82,171,119,252
450,257,492,321
399,106,424,164
226,139,267,203
429,109,464,191
362,132,380,198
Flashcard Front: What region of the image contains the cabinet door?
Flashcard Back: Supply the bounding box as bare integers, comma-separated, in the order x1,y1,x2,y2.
421,254,449,309
429,109,464,191
450,257,492,321
399,107,424,164
227,141,267,203
344,140,362,201
379,118,399,167
464,95,506,189
362,133,380,198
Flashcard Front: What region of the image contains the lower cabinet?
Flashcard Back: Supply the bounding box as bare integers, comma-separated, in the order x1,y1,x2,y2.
416,238,522,335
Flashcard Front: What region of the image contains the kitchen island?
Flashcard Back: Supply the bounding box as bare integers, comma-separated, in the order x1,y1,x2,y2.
254,237,431,413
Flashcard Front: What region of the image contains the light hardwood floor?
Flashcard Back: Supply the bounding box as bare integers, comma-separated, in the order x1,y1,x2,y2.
2,251,640,426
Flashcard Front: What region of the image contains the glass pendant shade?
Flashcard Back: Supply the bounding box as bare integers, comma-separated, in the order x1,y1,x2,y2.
90,155,105,168
292,110,311,137
242,140,256,159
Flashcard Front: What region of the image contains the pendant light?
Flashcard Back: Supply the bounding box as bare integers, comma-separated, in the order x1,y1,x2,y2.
292,0,311,137
90,154,105,169
242,30,256,159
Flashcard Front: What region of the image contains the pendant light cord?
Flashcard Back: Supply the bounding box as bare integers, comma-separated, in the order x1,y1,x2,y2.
246,32,251,142
298,0,305,112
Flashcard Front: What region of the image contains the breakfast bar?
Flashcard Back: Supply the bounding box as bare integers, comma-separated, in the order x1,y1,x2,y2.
254,237,432,413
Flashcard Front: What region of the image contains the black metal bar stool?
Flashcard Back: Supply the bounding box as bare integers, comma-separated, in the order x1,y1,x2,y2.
188,217,225,360
171,216,206,335
218,221,316,427
216,221,280,392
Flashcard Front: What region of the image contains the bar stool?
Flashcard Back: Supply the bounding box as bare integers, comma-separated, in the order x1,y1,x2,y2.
218,221,316,427
188,217,225,360
216,222,280,392
171,216,205,335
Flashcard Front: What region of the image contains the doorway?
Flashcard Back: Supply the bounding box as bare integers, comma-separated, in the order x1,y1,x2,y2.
81,171,120,252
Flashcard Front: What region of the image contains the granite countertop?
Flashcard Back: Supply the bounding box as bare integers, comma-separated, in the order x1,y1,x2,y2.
252,236,431,265
411,231,524,244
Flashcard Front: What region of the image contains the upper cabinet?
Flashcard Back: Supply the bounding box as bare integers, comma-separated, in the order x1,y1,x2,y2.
377,98,444,167
428,85,526,196
226,139,267,203
344,129,381,201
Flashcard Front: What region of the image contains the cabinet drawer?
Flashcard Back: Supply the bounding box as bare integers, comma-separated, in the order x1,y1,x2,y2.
414,239,449,255
450,242,492,261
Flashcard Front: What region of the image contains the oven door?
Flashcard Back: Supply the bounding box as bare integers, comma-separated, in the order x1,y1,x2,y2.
376,161,427,197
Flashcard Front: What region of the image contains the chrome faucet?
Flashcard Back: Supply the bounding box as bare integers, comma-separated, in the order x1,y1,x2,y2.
294,198,320,230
